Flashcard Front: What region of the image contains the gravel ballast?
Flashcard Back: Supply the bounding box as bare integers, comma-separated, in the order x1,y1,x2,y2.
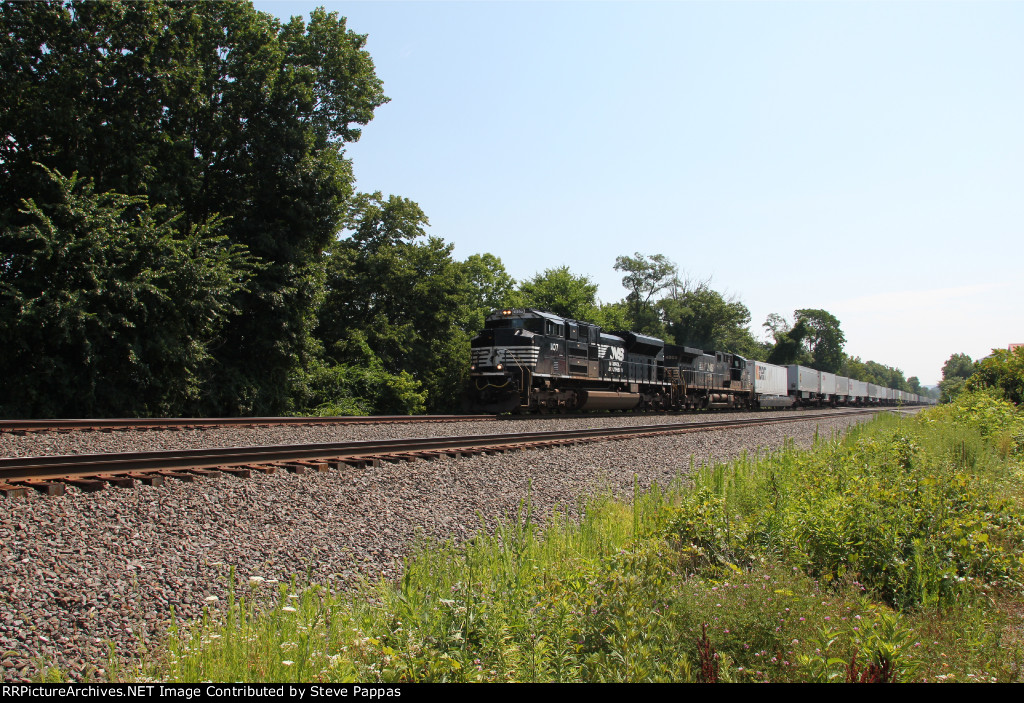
0,412,878,681
0,409,870,459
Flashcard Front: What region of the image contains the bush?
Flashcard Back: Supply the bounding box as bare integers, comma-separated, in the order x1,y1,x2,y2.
966,347,1024,405
0,167,255,417
290,357,426,416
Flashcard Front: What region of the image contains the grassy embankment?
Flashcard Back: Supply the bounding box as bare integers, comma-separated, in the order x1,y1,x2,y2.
110,394,1024,682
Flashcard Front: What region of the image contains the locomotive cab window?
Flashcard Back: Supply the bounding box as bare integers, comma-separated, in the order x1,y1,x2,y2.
486,318,543,333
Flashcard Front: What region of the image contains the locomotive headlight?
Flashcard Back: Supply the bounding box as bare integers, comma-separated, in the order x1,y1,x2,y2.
496,363,503,370
470,364,476,370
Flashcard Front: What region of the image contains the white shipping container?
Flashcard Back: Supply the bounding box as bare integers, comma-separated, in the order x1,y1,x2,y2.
836,376,850,396
820,372,837,396
867,383,883,399
787,365,820,394
752,361,788,396
850,379,868,398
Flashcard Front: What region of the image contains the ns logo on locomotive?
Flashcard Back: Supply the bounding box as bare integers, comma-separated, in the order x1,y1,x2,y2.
467,308,931,414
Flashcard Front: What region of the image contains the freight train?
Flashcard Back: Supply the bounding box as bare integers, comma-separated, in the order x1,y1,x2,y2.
468,308,933,413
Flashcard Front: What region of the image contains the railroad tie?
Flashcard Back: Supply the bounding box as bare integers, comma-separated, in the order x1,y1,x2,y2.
242,464,278,474
15,479,66,496
0,482,29,499
93,474,136,488
337,456,380,468
216,466,252,478
59,477,107,492
383,452,423,462
158,471,196,482
287,461,330,472
126,472,165,486
183,468,218,478
412,451,442,461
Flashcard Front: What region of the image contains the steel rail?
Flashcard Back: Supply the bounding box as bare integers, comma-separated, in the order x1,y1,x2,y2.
0,408,885,485
0,414,496,433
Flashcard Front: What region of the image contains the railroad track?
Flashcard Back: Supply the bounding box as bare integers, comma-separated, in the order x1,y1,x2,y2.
0,414,496,434
0,408,888,498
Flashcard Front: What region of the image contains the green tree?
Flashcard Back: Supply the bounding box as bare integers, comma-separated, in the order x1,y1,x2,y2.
0,168,254,418
289,336,426,416
844,355,869,382
763,313,791,341
939,352,975,403
613,253,677,336
842,356,910,390
1,1,388,414
764,314,810,367
942,353,976,381
764,309,846,372
659,279,761,356
592,301,631,332
908,376,922,394
460,253,516,332
965,348,1024,404
317,192,482,412
793,308,846,373
513,266,599,321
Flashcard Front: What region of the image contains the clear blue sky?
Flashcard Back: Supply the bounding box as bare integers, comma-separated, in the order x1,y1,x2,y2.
255,0,1023,385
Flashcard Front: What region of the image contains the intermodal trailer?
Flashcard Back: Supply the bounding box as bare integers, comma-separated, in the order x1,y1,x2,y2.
835,375,850,402
787,365,820,404
819,372,837,401
751,360,792,407
849,379,868,403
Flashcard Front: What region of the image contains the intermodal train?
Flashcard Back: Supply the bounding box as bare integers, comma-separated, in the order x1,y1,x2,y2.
468,308,933,413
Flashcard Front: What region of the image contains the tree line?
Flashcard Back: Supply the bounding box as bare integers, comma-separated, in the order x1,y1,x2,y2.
938,349,1024,405
0,2,933,418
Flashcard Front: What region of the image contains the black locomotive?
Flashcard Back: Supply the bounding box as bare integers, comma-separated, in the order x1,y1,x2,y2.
469,308,753,413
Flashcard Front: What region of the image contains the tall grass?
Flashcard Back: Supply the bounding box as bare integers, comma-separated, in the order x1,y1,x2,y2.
131,392,1024,683
675,409,1024,610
